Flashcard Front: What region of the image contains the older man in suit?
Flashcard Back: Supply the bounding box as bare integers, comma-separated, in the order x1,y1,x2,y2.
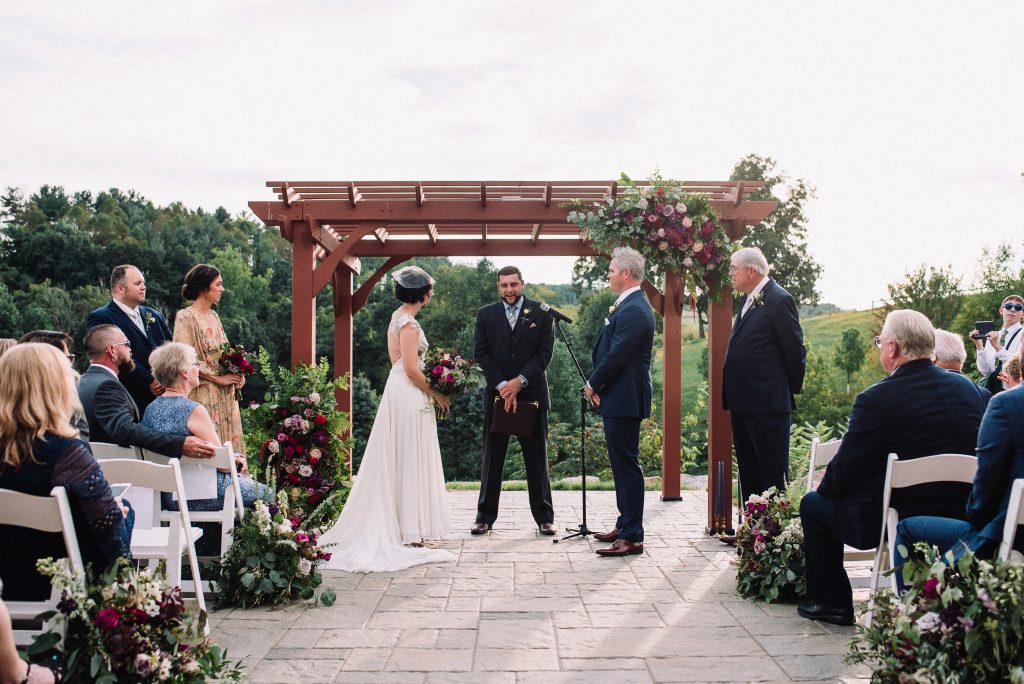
472,266,557,536
586,247,656,557
78,324,215,459
798,310,987,625
723,247,806,502
86,265,173,414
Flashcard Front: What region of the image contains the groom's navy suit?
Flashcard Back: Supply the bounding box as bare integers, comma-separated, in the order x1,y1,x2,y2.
589,289,655,543
86,300,173,415
723,278,805,500
474,296,556,527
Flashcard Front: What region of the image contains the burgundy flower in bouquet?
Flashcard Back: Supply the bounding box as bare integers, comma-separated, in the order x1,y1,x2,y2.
218,342,256,399
422,348,485,419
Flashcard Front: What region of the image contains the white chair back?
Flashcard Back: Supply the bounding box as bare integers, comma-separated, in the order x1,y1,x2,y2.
805,437,842,492
0,486,85,645
95,458,207,626
89,442,142,460
870,453,978,596
998,479,1024,562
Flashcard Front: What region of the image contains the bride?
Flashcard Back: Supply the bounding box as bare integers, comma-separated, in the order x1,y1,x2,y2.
321,266,457,572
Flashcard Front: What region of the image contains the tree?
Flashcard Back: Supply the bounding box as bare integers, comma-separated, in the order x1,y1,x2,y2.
730,154,823,306
884,263,964,330
833,328,866,394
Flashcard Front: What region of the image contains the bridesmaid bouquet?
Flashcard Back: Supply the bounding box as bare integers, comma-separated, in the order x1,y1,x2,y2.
422,348,485,419
218,342,256,399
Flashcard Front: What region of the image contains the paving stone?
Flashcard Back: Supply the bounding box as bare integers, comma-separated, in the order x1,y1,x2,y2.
556,626,757,658
276,627,325,647
481,597,584,612
517,671,653,683
774,654,873,680
395,629,439,648
334,672,425,683
341,648,391,671
757,634,854,656
560,657,648,670
474,647,558,671
318,628,399,649
434,628,477,649
477,618,554,648
367,611,479,629
646,656,787,682
387,647,475,672
425,673,514,683
266,647,352,660
244,657,344,682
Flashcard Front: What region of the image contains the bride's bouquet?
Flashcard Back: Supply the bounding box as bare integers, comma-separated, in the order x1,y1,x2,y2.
423,348,485,419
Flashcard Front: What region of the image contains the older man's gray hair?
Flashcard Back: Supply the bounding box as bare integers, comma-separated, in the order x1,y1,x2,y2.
731,247,770,276
934,329,967,369
881,310,935,361
612,247,645,282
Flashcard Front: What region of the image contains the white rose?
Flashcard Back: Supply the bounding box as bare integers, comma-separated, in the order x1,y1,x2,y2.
692,240,704,252
656,228,665,238
683,257,694,268
309,392,321,403
299,558,312,576
636,198,649,210
675,202,687,215
299,465,313,477
682,216,693,228
267,440,280,454
916,611,941,632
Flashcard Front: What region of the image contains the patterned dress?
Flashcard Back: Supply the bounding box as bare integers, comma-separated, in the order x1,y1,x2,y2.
173,306,245,455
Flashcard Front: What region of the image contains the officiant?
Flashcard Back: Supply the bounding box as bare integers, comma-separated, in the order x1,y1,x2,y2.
471,266,557,536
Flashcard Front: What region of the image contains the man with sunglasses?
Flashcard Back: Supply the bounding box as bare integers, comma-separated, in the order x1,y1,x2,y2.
972,295,1024,394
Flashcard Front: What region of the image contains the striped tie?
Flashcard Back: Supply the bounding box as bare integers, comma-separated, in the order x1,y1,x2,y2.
507,305,517,329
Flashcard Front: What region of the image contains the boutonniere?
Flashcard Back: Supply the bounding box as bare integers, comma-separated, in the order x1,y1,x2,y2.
143,311,156,326
749,293,764,309
608,304,617,314
522,307,532,316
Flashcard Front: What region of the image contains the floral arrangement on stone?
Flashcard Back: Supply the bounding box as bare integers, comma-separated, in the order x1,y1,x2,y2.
566,172,732,297
847,544,1024,682
242,347,352,529
734,486,806,603
210,491,337,609
422,348,485,419
30,558,242,683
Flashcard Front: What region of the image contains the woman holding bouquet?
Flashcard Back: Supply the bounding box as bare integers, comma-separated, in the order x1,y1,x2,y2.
173,264,247,462
321,265,455,572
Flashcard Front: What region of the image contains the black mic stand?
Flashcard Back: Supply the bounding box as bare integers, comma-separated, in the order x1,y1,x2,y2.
551,319,593,543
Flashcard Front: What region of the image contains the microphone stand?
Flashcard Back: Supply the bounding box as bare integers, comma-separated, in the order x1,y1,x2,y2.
551,319,593,543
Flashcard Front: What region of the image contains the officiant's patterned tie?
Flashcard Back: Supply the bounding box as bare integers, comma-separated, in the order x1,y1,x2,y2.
507,305,517,329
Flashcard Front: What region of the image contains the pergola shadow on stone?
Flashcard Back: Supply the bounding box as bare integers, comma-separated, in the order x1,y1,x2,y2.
249,180,776,534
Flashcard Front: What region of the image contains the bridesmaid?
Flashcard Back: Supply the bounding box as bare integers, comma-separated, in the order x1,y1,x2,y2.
173,264,247,462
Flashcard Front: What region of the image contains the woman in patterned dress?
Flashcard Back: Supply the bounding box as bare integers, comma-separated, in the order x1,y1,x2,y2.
173,264,247,462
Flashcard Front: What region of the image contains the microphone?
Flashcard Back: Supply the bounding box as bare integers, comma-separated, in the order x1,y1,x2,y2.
539,302,573,325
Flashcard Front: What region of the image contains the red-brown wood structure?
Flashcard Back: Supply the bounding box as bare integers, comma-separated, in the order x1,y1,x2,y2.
249,180,776,534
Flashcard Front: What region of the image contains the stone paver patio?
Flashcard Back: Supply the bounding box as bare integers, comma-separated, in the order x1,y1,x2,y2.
210,490,873,683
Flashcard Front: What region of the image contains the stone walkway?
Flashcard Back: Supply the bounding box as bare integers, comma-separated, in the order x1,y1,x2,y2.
209,490,873,683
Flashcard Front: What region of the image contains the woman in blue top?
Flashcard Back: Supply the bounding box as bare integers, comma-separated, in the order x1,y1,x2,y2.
142,342,269,511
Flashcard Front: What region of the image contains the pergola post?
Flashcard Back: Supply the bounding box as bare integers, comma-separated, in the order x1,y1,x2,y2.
333,268,355,470
661,271,683,501
290,217,317,368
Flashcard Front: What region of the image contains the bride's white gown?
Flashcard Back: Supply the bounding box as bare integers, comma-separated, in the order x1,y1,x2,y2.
320,311,456,572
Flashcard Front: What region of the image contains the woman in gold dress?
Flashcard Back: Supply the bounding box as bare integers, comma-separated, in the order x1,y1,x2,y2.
173,264,247,459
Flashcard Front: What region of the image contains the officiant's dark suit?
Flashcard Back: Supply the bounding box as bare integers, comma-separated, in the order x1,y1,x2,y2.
86,297,172,415
473,274,556,533
723,257,806,501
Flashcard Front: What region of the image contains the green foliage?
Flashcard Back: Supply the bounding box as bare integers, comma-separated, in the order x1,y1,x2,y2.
793,344,857,427
211,493,333,609
847,544,1024,682
735,487,806,603
884,263,965,330
549,421,611,480
833,328,867,392
349,374,379,472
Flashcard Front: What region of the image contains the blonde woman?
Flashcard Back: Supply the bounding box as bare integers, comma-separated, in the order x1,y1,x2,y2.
0,344,130,600
173,264,245,456
0,339,15,358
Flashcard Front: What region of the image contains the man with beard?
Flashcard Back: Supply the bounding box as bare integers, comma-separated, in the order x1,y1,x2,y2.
78,324,215,459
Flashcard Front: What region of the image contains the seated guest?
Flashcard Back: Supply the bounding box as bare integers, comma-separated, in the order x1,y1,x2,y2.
0,339,15,358
0,344,131,600
1000,356,1021,390
798,310,987,625
78,325,216,460
896,381,1024,576
143,342,270,512
17,330,90,442
0,596,55,683
934,328,991,405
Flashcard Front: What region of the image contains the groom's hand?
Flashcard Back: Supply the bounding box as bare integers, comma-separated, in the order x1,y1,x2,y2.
499,377,523,400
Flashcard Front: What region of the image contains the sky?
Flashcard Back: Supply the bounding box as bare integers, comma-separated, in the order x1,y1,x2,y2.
1,1,1022,309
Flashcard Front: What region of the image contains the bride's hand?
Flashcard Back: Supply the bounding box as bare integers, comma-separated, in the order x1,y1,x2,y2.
433,392,451,414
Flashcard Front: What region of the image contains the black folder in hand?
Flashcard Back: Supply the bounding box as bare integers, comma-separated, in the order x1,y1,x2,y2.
490,397,539,438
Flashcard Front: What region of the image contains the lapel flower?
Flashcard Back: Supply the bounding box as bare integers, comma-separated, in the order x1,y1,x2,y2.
608,304,617,314
522,307,531,316
749,292,764,309
143,311,156,326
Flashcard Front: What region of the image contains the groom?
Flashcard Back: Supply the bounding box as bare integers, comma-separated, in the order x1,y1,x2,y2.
472,266,557,536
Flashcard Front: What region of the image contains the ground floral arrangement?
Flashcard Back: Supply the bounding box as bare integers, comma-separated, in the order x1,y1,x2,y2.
30,558,242,683
734,486,806,603
243,348,352,530
423,347,485,419
211,491,336,609
847,544,1024,682
566,172,733,298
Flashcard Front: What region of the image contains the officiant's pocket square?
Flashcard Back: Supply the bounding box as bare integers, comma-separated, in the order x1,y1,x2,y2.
604,318,610,325
530,322,536,328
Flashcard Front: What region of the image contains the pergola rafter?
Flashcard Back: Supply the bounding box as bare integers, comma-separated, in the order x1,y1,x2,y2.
250,179,777,534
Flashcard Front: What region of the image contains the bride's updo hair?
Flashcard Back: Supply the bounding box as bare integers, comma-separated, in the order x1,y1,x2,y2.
395,282,432,304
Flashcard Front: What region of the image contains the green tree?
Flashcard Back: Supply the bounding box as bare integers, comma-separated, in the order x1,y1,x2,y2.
833,328,866,394
884,263,964,330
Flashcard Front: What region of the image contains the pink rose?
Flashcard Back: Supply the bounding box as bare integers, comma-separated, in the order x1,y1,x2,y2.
432,365,443,375
445,374,455,383
95,608,120,630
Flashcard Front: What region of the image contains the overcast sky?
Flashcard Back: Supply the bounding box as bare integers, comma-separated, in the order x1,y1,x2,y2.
2,1,1022,309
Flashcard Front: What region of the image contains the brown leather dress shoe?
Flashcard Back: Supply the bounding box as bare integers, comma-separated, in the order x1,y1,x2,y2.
595,539,643,557
539,523,557,536
592,528,620,543
470,522,491,535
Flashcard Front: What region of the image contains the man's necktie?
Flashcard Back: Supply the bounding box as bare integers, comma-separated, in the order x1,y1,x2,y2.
507,305,517,329
1000,329,1008,348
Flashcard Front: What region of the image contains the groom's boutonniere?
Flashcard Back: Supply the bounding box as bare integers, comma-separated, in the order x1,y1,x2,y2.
608,304,617,314
749,293,764,309
522,307,532,316
143,311,156,326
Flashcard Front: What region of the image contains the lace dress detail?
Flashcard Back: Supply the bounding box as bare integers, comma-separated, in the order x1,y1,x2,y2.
320,310,454,572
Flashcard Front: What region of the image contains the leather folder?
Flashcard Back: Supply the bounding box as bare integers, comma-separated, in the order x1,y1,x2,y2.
490,397,539,438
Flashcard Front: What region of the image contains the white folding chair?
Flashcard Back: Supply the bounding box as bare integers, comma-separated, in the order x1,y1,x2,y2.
89,442,142,460
869,453,978,595
95,458,207,626
144,441,244,556
998,478,1024,562
0,486,85,646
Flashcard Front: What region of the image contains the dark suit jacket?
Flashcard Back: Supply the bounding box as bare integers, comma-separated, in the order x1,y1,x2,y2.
723,279,806,414
77,365,185,457
946,369,992,408
86,300,173,409
474,297,555,411
589,289,656,419
818,359,987,549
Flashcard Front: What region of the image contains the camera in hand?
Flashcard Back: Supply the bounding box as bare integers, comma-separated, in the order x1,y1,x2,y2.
971,321,996,340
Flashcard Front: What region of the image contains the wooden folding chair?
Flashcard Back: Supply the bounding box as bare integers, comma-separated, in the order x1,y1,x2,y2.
0,486,85,646
869,452,978,594
998,478,1024,562
89,442,142,460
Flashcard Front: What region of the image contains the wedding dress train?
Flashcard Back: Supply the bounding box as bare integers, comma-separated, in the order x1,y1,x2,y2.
320,312,455,572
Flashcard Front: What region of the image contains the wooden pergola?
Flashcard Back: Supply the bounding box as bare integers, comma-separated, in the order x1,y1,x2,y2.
249,180,776,534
